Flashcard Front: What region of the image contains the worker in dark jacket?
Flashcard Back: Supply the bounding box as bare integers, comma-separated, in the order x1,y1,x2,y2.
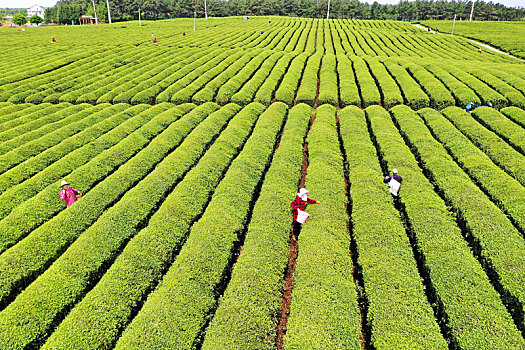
384,169,402,196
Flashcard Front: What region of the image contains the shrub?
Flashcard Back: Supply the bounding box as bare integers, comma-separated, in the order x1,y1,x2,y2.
284,105,361,349
342,105,446,348
202,104,313,350
371,104,525,348
114,103,286,349
441,106,525,186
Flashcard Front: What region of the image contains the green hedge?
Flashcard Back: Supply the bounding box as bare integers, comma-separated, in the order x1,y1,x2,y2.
303,19,317,54
365,57,403,109
283,104,361,350
0,104,34,126
0,104,64,143
171,50,243,104
318,53,339,106
392,106,525,346
78,51,174,104
472,107,525,155
215,50,273,105
0,103,242,349
404,63,455,109
444,66,508,109
156,50,229,103
422,63,481,107
75,49,176,104
275,53,310,106
500,106,525,128
231,52,284,106
112,50,198,104
115,103,285,349
383,60,430,110
468,69,525,108
441,106,525,186
342,106,445,348
372,104,525,348
255,53,297,106
0,103,203,307
192,50,260,105
351,56,381,107
0,104,107,176
201,103,313,350
295,53,323,106
337,54,361,107
0,104,140,223
41,103,264,350
487,68,525,96
421,107,525,234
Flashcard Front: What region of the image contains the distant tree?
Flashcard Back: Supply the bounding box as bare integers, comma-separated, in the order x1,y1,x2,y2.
12,13,27,26
41,0,525,21
30,15,44,24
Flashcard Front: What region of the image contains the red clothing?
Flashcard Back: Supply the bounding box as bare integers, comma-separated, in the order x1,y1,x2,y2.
60,187,80,207
290,195,317,221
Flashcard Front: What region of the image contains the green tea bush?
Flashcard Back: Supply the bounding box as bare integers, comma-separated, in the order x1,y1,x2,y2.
284,105,361,350
202,104,312,350
372,104,524,348
115,103,284,349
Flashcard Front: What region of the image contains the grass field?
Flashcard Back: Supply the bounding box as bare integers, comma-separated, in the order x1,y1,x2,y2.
419,20,525,59
0,17,524,349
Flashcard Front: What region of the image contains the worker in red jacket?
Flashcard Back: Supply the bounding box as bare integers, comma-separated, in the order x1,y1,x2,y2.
290,188,319,223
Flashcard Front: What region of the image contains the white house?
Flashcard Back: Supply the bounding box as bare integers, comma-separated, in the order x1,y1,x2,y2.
27,5,45,19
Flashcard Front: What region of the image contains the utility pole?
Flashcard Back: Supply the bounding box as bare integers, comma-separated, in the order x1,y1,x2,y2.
451,14,456,35
326,0,330,19
204,0,208,20
138,7,141,26
91,0,98,24
106,0,111,23
469,1,474,21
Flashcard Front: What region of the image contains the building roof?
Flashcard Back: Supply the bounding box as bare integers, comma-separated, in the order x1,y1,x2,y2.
28,5,44,11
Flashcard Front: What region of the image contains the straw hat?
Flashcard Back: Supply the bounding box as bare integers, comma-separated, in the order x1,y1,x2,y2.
392,169,398,174
59,180,69,187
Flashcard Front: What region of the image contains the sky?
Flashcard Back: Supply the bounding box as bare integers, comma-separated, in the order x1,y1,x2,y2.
0,0,523,8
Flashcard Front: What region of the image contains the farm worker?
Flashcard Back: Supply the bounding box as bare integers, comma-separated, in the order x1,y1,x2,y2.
465,101,474,113
384,169,402,196
477,48,482,54
153,38,157,43
290,188,319,225
59,180,82,207
183,32,186,36
261,30,264,34
151,33,154,37
51,37,56,42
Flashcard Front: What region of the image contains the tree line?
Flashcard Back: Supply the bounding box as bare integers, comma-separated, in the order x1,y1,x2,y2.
43,0,525,24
